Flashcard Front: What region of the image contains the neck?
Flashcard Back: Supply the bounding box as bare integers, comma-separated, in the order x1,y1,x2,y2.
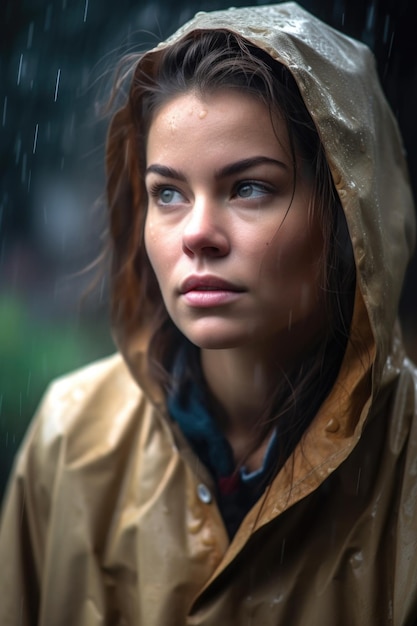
201,345,288,468
198,318,325,466
201,346,280,434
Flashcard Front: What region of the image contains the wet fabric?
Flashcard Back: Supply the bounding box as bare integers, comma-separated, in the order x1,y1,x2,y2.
1,3,417,625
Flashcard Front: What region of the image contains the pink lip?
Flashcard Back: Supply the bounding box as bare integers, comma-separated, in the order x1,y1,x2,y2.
180,275,244,294
180,275,245,307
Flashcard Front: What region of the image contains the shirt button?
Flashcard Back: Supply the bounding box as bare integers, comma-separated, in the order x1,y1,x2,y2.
197,483,212,504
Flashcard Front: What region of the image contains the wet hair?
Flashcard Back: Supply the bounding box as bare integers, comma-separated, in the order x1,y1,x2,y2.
107,30,356,478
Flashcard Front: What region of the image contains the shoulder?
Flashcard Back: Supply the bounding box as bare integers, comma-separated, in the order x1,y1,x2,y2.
12,353,150,487
36,353,143,434
41,352,142,414
0,354,160,621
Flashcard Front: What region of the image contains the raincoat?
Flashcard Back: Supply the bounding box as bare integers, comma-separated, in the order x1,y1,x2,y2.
1,3,416,625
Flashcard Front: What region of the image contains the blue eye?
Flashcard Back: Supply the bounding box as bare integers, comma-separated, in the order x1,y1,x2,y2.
160,188,181,204
151,186,185,205
236,182,269,199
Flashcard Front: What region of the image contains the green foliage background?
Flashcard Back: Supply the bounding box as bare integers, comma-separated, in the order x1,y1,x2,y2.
0,295,114,498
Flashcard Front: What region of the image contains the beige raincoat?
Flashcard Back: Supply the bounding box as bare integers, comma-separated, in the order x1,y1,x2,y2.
1,3,416,625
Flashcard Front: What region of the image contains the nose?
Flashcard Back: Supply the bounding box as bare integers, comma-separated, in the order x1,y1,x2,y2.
182,197,230,258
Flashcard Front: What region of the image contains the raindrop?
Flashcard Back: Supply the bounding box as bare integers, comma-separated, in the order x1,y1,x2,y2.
54,68,61,102
383,15,390,44
14,135,22,164
21,153,27,184
44,4,52,32
366,2,376,32
27,22,34,49
83,0,89,23
17,53,23,85
62,0,67,8
270,594,283,606
2,96,7,127
387,32,395,59
32,123,39,154
27,170,32,193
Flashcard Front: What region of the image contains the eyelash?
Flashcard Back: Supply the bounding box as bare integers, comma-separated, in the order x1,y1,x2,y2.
233,181,273,198
148,183,185,204
147,180,275,206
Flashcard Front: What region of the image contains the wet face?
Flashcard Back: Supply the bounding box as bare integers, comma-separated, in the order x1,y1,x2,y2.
144,90,325,359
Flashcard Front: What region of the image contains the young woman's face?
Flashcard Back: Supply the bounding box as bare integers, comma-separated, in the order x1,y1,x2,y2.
144,90,325,358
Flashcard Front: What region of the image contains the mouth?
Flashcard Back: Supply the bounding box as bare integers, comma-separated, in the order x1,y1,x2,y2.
179,275,245,308
180,275,245,294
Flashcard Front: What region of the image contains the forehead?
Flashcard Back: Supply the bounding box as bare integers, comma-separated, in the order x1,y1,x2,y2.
146,89,291,163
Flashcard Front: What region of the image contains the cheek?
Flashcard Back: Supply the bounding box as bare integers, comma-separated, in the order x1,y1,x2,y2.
261,226,323,282
144,218,177,287
144,218,161,279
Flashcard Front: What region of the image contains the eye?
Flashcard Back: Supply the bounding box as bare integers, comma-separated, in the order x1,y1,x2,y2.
150,185,185,206
235,182,271,199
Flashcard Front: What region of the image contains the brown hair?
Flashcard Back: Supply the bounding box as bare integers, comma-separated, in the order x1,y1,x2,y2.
106,30,356,475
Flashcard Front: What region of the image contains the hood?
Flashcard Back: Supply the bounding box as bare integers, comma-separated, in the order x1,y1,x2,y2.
106,2,415,420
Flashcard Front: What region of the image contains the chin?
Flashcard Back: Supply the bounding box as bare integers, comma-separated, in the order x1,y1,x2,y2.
179,321,257,351
189,336,244,350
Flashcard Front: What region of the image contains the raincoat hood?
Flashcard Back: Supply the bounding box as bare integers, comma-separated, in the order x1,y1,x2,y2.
107,1,415,445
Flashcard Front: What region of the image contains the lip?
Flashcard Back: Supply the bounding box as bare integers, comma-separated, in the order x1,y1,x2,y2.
180,275,245,308
180,275,244,294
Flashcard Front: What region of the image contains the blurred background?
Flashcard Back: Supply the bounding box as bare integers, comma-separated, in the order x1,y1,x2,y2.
1,0,416,498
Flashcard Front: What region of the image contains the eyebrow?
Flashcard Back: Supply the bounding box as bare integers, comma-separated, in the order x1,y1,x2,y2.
145,156,288,181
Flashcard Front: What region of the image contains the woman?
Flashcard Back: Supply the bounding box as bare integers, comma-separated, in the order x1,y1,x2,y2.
1,3,416,625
